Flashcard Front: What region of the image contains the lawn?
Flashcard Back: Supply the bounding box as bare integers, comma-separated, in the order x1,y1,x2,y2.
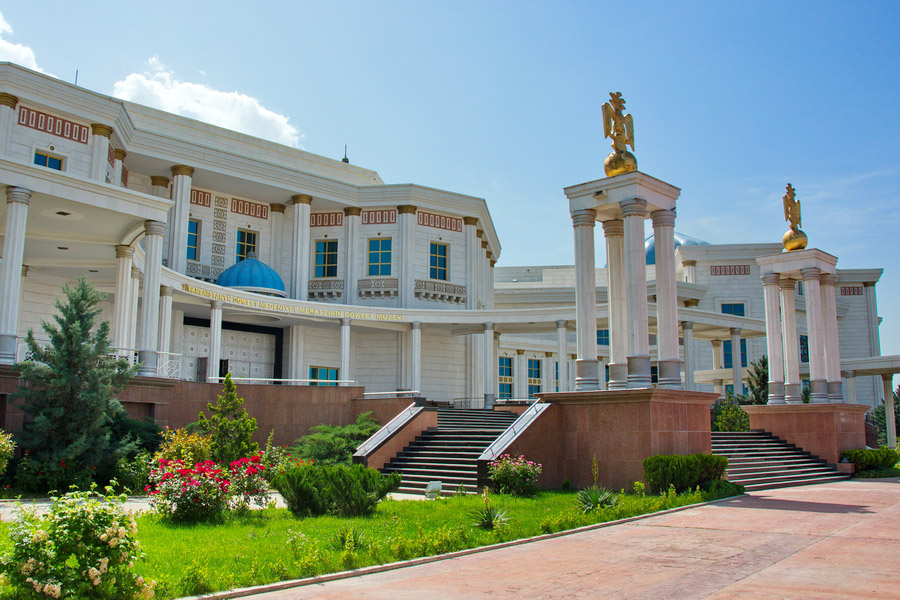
0,486,737,599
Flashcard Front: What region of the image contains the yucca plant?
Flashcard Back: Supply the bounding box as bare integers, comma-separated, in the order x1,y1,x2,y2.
469,487,509,530
576,486,619,513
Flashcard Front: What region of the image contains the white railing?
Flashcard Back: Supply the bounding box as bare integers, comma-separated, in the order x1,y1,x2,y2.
479,398,548,462
362,390,420,398
206,376,359,386
156,352,182,379
354,402,423,457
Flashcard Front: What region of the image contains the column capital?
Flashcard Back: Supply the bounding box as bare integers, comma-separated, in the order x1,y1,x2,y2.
650,208,677,228
711,339,722,348
778,277,797,291
0,93,18,109
864,281,875,288
463,216,479,227
556,319,568,329
682,259,697,267
481,240,488,249
340,317,351,327
113,148,127,161
21,265,29,277
800,266,821,281
683,299,700,307
6,186,31,205
681,320,694,330
160,285,174,297
516,349,525,355
601,218,624,236
761,272,780,286
91,124,113,138
115,245,134,259
343,206,362,217
819,272,837,287
410,321,422,330
270,203,286,214
619,198,647,218
144,220,166,237
150,175,170,188
210,300,223,310
730,327,742,336
841,370,856,379
131,266,142,280
291,193,312,205
571,208,597,227
476,229,483,238
397,204,418,215
171,165,194,177
483,321,495,332
546,351,554,358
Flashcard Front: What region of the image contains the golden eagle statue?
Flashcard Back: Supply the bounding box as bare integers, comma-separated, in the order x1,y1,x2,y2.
602,92,637,176
782,183,808,251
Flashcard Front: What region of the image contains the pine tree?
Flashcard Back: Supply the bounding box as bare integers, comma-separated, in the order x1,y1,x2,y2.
13,278,138,492
741,355,769,405
195,373,258,464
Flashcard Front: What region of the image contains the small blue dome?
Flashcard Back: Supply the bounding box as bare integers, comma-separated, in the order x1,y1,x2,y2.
216,254,286,296
645,232,710,265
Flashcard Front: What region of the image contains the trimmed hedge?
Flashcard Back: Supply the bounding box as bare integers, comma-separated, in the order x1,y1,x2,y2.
841,447,900,472
273,463,401,517
642,453,729,494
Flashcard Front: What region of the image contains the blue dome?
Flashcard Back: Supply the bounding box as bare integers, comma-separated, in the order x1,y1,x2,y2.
644,232,710,265
215,255,286,296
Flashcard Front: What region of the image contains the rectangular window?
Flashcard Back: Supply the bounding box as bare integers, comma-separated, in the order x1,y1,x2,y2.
34,151,63,170
651,364,659,385
723,339,748,369
429,242,448,280
309,366,338,386
367,238,392,276
555,361,559,392
498,356,513,399
315,240,338,277
596,329,610,346
236,229,257,262
799,334,809,363
527,358,542,398
187,219,200,261
720,303,746,316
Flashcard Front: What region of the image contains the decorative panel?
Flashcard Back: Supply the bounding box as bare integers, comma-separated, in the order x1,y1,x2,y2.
18,106,89,143
417,211,463,232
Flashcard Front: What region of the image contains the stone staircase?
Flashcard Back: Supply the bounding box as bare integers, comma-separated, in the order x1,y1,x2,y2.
712,431,849,492
382,408,519,495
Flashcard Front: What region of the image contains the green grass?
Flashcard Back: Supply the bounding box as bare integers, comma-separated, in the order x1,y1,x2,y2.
0,486,740,599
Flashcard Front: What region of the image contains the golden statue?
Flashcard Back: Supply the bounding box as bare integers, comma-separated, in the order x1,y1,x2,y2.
782,183,808,251
602,92,637,176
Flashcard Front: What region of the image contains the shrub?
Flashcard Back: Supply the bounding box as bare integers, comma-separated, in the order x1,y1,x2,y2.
290,411,381,466
112,449,155,495
259,430,294,483
0,485,155,599
487,454,542,496
272,463,399,518
642,453,728,494
841,447,900,471
154,428,212,466
145,459,229,523
712,400,750,432
227,453,270,512
194,373,259,465
0,429,16,476
576,487,619,513
271,463,330,517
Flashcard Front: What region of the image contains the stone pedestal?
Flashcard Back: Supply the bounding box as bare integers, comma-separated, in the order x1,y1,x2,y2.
743,404,868,465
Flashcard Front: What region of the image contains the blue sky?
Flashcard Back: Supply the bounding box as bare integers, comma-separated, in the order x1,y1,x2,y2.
2,1,898,355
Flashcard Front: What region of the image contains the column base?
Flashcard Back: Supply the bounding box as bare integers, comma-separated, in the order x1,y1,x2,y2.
137,350,158,377
827,380,843,402
766,381,786,405
656,359,682,389
626,355,652,388
0,334,17,365
607,362,628,390
809,379,828,403
784,382,803,404
574,359,599,391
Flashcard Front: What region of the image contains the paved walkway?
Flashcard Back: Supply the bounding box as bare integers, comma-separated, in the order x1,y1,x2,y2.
242,479,900,600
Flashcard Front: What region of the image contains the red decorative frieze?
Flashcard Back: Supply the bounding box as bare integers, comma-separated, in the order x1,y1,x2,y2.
107,144,115,166
231,198,268,219
710,265,750,276
361,209,396,225
840,286,863,296
190,190,211,207
310,212,343,227
120,165,128,187
417,211,462,232
18,106,89,144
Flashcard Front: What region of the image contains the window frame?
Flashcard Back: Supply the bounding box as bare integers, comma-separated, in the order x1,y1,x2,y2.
314,239,339,278
187,218,200,261
527,358,542,398
429,241,448,281
498,356,513,399
34,150,64,171
596,329,610,346
236,228,258,262
367,237,392,277
309,366,339,386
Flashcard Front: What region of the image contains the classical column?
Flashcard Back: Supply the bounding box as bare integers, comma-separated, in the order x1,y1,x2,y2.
820,273,842,401
344,207,361,303
464,217,479,308
603,219,628,389
410,321,422,393
652,209,680,388
158,285,173,356
288,325,305,382
112,246,134,350
711,339,724,398
682,259,697,284
291,194,312,300
621,198,651,387
514,350,527,399
138,220,165,376
863,281,881,356
398,205,417,308
0,187,31,364
112,149,126,187
571,208,599,390
761,272,785,404
90,124,112,181
779,277,802,404
207,300,223,382
169,165,194,274
150,177,171,264
884,374,897,448
127,267,140,351
556,320,569,392
0,94,17,155
800,267,827,402
730,327,743,396
339,318,351,386
682,321,695,391
483,322,495,406
270,203,286,275
842,370,857,404
543,352,555,393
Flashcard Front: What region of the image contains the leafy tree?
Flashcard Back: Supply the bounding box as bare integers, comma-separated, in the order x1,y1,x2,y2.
291,412,381,466
736,355,769,405
873,385,900,447
194,373,258,464
12,278,138,491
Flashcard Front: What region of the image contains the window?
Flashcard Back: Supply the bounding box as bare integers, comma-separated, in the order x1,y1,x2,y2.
555,361,559,392
651,364,659,385
721,302,747,370
315,240,338,277
236,229,257,262
498,356,513,399
187,219,200,261
799,334,809,363
367,238,391,276
34,151,62,170
720,303,746,316
429,242,448,280
309,366,338,386
596,329,610,346
527,358,542,398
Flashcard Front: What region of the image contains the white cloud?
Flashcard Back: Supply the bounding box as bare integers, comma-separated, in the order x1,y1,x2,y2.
112,57,302,148
0,12,52,75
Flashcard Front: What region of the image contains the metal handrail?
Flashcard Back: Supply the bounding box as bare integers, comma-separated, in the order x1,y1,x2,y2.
354,402,422,456
479,398,549,461
362,390,420,398
206,376,358,385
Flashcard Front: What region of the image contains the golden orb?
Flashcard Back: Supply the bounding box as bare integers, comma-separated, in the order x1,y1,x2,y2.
604,150,637,177
782,228,808,252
